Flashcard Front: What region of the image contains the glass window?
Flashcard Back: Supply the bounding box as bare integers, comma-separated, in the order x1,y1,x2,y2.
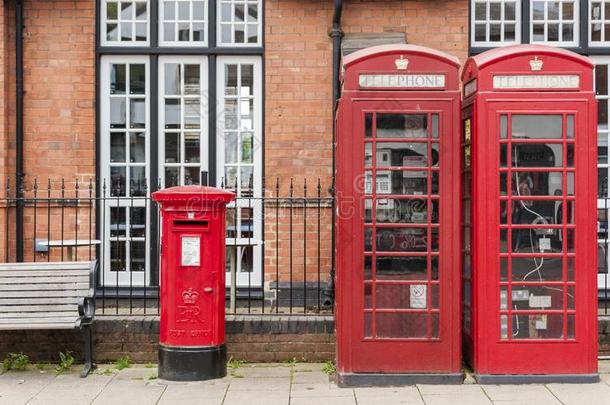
160,57,207,188
103,0,149,45
590,0,610,45
160,0,207,45
471,0,521,46
595,60,610,199
530,0,578,45
218,0,261,45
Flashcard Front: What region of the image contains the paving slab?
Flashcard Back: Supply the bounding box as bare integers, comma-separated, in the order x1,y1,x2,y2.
355,386,424,405
291,369,331,385
545,382,610,405
157,382,228,405
226,376,291,391
28,370,114,405
481,384,561,403
91,371,167,405
290,382,354,398
417,384,486,395
222,389,289,405
599,360,610,374
419,393,493,405
290,395,357,405
232,364,292,378
0,370,57,405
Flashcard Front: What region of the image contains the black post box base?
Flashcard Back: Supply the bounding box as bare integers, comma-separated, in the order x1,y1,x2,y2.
158,344,227,381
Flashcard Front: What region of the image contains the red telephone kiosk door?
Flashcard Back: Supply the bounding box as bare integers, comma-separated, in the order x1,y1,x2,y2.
335,45,462,386
462,45,598,383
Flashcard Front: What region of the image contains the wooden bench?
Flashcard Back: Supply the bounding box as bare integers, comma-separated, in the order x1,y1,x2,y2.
0,261,97,377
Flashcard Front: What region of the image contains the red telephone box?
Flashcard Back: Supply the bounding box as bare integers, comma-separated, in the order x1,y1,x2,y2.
462,45,598,383
152,185,235,381
335,45,462,386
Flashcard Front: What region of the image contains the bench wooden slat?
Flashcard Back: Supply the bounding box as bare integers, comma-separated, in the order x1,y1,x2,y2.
0,283,90,292
0,297,80,305
0,276,89,284
0,262,92,271
0,323,77,331
1,290,90,298
0,270,89,278
0,311,79,319
0,317,79,324
0,305,77,313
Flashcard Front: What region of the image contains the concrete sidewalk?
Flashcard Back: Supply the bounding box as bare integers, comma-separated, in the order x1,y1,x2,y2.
3,362,610,405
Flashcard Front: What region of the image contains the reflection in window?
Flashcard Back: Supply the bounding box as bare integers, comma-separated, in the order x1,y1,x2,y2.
218,0,260,45
161,0,206,44
531,0,578,44
472,0,520,45
590,0,610,45
104,0,148,44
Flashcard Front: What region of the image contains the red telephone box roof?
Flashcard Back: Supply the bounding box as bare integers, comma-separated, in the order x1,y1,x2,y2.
152,185,235,204
462,44,594,93
343,44,460,69
341,44,461,92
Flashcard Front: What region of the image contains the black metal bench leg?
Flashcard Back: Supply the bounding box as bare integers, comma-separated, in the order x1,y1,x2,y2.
81,325,96,378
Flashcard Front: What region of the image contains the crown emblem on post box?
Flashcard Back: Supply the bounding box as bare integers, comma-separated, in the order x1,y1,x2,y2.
529,56,543,71
182,288,200,304
395,55,409,70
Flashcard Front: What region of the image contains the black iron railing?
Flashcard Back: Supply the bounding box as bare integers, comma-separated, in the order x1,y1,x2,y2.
0,177,334,316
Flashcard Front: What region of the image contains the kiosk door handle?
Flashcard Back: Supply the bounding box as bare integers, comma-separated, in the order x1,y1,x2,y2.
203,287,214,293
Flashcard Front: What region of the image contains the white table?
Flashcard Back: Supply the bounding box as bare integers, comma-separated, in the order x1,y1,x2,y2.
40,239,101,261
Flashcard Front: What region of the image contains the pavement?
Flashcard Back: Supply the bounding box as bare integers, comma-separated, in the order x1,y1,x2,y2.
3,362,610,405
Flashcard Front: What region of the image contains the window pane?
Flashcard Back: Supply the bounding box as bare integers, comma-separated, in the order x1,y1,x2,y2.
475,2,486,19
164,1,175,19
547,2,559,19
130,132,146,163
595,66,606,92
505,2,516,20
164,22,176,41
562,2,573,19
184,132,200,163
178,1,189,19
130,64,146,94
111,64,126,94
165,132,180,163
533,23,545,41
165,99,181,129
193,2,205,19
107,2,118,19
533,2,545,20
165,167,180,188
130,99,146,128
111,132,126,162
475,23,486,41
164,63,180,95
130,166,147,196
121,22,132,41
110,98,126,128
489,2,501,20
512,115,562,139
135,2,147,20
121,2,133,19
184,65,200,94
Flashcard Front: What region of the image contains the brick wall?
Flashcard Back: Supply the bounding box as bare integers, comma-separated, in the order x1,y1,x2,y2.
0,316,336,364
264,0,468,186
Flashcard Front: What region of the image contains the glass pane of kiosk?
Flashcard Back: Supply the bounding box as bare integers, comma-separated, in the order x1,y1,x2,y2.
363,112,440,339
498,113,575,341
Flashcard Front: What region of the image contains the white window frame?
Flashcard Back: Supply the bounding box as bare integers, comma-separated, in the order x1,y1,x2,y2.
589,0,610,46
217,55,263,287
216,0,263,47
471,0,522,47
101,0,151,47
158,56,209,187
530,0,579,46
100,55,152,287
159,0,209,47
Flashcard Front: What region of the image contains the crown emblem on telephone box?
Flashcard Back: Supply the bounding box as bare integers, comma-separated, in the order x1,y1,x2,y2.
529,56,543,71
395,55,409,70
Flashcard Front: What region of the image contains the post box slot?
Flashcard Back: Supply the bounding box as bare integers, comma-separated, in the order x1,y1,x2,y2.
173,220,209,229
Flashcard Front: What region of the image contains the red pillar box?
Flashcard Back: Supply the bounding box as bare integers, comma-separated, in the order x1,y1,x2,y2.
152,185,235,381
461,45,598,383
335,45,462,386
